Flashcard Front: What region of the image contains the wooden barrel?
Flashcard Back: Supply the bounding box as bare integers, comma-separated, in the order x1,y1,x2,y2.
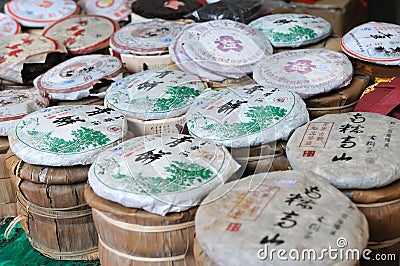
5,150,98,261
85,185,196,265
0,137,16,218
229,141,291,178
305,74,370,119
344,179,400,265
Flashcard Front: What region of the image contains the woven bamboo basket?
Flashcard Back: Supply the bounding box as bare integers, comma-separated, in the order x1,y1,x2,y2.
5,150,98,260
85,185,196,266
0,137,16,219
344,179,400,265
229,141,291,178
305,74,370,120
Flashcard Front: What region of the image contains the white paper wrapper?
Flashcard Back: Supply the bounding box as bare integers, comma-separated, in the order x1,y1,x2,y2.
42,15,119,55
0,33,67,84
253,48,353,99
341,22,400,66
249,14,332,48
286,112,400,189
34,55,123,101
195,171,369,266
0,88,49,136
186,86,309,148
0,13,20,37
8,105,127,166
169,20,273,82
78,0,130,22
88,133,241,216
106,69,205,120
169,24,228,82
110,19,185,55
4,0,79,28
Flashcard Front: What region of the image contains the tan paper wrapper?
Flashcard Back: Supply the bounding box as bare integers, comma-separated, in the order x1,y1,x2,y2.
305,74,369,119
195,171,368,266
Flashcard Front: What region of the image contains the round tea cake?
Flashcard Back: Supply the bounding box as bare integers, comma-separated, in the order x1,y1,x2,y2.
0,33,67,84
0,13,20,37
169,23,227,82
341,22,400,66
170,20,273,82
195,171,369,266
249,13,332,48
88,133,240,215
78,0,130,22
8,105,127,166
110,18,185,56
42,15,119,55
34,54,123,101
0,89,49,136
4,0,79,28
186,85,309,148
106,69,205,120
253,48,353,98
286,112,400,189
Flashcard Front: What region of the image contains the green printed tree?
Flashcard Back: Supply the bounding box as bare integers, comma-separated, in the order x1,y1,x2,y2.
27,126,111,153
266,25,317,43
128,86,201,112
202,105,288,138
132,161,213,194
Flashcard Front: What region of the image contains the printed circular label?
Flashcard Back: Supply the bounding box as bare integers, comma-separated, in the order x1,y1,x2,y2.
0,88,49,136
88,133,240,215
341,22,400,65
106,69,205,120
79,0,130,22
249,13,332,48
253,48,353,98
183,20,272,67
42,15,119,55
0,33,63,83
186,85,309,148
286,112,400,189
9,105,127,166
169,23,229,82
195,171,368,266
110,18,185,55
35,54,123,100
0,13,21,37
4,0,79,28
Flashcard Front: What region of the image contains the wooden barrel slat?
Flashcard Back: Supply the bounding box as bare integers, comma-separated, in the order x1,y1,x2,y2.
85,185,196,264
